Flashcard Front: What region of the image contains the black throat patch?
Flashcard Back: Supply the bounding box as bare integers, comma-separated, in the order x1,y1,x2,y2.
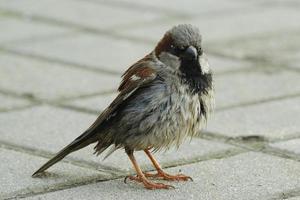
179,58,213,95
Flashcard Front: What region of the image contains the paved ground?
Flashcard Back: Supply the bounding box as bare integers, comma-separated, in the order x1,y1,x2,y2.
0,0,300,199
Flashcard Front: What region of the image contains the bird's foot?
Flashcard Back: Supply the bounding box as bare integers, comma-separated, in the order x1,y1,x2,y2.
144,170,193,181
124,175,175,190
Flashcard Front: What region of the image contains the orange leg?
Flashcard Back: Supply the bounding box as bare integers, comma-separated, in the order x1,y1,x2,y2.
143,149,193,181
125,149,174,190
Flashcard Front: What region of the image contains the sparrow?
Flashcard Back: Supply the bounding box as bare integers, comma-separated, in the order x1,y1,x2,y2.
32,24,214,190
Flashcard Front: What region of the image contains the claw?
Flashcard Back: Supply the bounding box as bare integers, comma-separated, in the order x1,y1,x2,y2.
124,175,141,183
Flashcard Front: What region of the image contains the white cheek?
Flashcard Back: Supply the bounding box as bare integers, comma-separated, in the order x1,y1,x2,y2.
199,55,210,74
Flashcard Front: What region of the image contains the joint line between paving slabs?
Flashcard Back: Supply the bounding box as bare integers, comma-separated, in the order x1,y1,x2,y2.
0,8,157,45
0,104,41,113
0,87,116,107
0,140,123,176
3,149,248,200
0,46,121,76
0,30,80,47
0,87,114,115
155,148,248,171
217,92,300,111
79,0,185,17
200,130,300,164
3,174,124,200
261,146,300,163
266,187,300,200
286,66,300,73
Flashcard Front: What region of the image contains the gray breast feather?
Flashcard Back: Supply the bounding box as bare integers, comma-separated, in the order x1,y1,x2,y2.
107,76,214,151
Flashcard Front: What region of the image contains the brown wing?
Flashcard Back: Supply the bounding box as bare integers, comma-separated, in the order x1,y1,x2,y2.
85,59,157,134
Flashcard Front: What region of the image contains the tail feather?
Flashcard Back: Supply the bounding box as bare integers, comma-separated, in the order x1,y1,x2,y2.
32,131,96,177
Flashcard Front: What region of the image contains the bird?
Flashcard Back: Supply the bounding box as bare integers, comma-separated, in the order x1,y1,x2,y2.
32,24,214,190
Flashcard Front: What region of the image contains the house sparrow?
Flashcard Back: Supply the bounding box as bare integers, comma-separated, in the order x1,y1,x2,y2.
32,24,214,190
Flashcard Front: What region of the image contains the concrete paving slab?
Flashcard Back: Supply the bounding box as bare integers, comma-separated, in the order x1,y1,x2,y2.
214,70,300,109
0,148,110,200
0,105,97,153
0,93,32,110
0,53,120,101
207,97,300,141
8,32,152,73
62,93,118,113
0,15,72,44
211,30,300,68
111,0,254,16
0,105,238,173
118,7,300,44
287,197,300,200
0,0,162,30
270,139,300,155
24,152,300,200
208,55,252,74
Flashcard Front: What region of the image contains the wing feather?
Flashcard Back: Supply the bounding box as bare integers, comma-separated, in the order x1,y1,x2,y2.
85,61,157,135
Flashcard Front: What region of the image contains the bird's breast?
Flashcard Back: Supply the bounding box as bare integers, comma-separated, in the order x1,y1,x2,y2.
140,82,214,151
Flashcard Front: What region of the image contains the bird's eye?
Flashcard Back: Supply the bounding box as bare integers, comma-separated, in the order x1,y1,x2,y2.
198,47,203,55
169,45,186,56
176,47,185,53
179,46,185,51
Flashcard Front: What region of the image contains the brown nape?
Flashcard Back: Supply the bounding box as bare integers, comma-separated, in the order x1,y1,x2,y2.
118,66,155,91
154,33,173,57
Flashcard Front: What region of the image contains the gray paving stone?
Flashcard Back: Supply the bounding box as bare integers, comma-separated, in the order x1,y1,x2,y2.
254,0,300,8
214,70,300,109
287,197,300,200
0,105,238,173
62,93,118,112
208,55,252,74
0,15,72,44
0,0,162,30
118,7,300,44
0,148,109,200
9,32,152,73
211,30,300,68
0,53,120,101
24,152,300,200
270,139,300,155
207,97,300,141
289,54,300,69
113,0,254,16
6,30,253,79
0,93,32,110
0,105,97,152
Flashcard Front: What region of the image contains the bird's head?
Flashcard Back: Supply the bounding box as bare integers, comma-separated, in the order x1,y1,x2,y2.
154,24,210,75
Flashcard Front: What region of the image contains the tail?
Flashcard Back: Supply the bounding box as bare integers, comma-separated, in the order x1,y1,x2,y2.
32,131,96,177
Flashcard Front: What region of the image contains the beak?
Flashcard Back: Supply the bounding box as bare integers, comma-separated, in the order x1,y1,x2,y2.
182,46,198,61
